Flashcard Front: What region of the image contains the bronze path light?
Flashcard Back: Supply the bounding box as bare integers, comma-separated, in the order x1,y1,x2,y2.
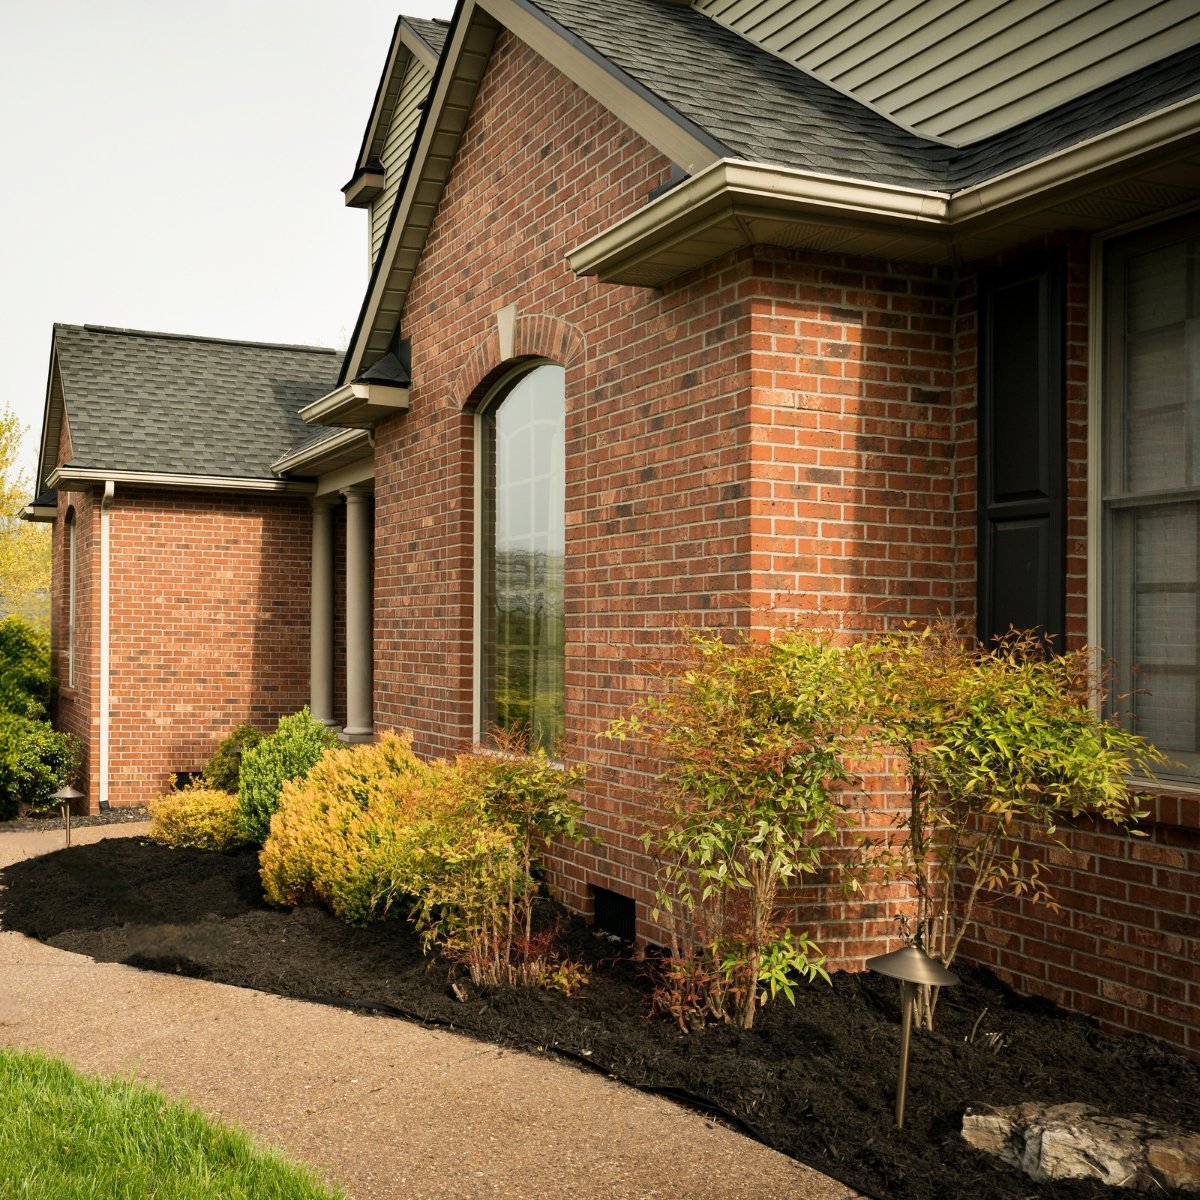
52,784,84,848
866,943,958,1129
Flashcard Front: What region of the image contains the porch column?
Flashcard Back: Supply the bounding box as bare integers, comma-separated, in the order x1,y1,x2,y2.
342,486,374,742
309,496,337,727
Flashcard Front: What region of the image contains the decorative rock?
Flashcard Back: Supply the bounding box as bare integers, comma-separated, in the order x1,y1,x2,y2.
962,1102,1200,1193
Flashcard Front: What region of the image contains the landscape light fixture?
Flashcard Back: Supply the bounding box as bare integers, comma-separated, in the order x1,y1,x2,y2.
866,943,958,1129
51,784,85,848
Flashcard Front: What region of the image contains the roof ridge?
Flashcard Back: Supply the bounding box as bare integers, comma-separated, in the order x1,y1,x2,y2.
57,323,340,356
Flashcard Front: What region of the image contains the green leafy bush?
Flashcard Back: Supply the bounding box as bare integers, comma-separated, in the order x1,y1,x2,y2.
0,616,50,719
236,709,338,846
0,712,80,819
609,627,863,1029
202,724,263,793
405,732,587,988
854,624,1162,1027
259,732,452,923
148,786,244,851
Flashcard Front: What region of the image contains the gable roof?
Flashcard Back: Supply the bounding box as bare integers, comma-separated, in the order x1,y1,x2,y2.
344,14,451,201
39,325,341,492
338,0,1200,381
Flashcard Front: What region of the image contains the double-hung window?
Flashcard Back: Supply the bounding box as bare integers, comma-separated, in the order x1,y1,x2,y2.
1103,217,1200,781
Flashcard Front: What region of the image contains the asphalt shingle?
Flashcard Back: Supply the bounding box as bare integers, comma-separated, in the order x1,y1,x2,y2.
53,325,342,480
526,0,1200,194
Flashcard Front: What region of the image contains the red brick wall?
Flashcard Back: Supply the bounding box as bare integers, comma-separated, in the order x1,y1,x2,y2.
368,32,970,962
52,481,313,810
100,487,313,806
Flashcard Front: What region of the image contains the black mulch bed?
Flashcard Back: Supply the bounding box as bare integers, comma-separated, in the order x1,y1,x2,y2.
1,806,150,832
2,838,1196,1200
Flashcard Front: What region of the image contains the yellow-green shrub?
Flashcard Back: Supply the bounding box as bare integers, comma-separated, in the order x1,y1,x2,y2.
259,732,454,924
148,787,244,851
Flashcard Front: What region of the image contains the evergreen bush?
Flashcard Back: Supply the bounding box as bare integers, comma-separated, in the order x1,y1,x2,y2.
236,709,338,845
148,786,244,851
259,732,451,922
0,712,79,819
201,724,263,793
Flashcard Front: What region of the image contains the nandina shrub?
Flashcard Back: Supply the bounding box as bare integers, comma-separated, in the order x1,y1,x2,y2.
237,708,338,846
148,786,244,851
404,732,587,988
202,724,264,794
609,627,864,1030
259,732,454,924
854,624,1162,1028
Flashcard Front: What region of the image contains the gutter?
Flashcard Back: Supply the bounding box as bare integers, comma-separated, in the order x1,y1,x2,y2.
48,467,315,495
272,427,373,476
98,481,115,813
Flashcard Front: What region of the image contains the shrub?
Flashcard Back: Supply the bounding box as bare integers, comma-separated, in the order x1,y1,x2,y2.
0,616,50,719
236,709,338,846
608,627,862,1029
0,712,79,819
855,624,1162,1028
405,732,587,988
202,724,263,793
259,732,451,923
148,787,244,851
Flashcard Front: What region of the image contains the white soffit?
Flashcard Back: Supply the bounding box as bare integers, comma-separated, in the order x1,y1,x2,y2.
694,0,1200,147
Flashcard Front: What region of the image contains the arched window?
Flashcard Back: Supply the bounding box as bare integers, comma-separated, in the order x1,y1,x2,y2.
65,508,77,688
478,363,565,749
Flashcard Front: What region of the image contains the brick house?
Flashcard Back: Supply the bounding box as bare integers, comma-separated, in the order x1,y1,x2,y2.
30,2,1200,1052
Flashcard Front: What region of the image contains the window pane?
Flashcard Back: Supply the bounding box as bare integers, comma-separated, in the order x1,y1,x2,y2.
1105,223,1200,778
480,365,565,749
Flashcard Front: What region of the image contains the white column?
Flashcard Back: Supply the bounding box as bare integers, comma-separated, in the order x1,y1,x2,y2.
309,496,337,727
342,487,374,742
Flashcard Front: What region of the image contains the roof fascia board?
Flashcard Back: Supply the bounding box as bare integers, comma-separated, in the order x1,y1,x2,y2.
47,467,315,495
483,0,728,172
272,427,373,475
20,503,57,524
35,334,70,495
341,0,499,386
571,95,1200,283
947,93,1200,224
299,381,410,428
568,159,952,279
353,20,409,175
341,0,730,385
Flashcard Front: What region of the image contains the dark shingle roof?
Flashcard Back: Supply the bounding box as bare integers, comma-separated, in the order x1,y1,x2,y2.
53,325,341,480
405,16,449,56
526,0,1200,193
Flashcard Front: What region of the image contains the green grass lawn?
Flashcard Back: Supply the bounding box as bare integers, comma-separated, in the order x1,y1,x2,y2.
0,1047,344,1200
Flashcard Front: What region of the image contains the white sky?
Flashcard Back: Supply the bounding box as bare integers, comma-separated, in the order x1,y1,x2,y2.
0,0,455,483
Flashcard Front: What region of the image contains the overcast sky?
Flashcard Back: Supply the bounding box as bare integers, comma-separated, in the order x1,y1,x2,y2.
0,0,455,481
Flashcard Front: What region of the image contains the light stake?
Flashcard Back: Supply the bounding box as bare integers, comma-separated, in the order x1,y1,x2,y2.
51,785,85,848
866,944,958,1129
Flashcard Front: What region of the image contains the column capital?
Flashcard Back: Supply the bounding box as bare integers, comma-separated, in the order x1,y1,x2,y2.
341,484,374,502
310,493,340,511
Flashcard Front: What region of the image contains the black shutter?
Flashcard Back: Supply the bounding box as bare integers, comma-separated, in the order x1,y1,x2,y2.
977,254,1065,646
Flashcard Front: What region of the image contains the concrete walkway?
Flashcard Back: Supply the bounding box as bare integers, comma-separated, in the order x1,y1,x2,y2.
0,826,859,1200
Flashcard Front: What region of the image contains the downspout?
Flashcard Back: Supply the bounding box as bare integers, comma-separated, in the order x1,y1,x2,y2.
98,481,115,812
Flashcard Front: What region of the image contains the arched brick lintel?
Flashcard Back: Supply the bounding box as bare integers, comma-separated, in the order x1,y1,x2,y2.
452,313,585,410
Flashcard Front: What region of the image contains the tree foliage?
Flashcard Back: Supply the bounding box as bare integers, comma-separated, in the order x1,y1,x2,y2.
0,409,50,630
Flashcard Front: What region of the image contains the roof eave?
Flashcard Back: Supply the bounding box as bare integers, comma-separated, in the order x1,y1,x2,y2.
20,503,57,524
570,96,1200,285
343,166,386,208
299,382,410,429
47,467,316,495
272,427,374,476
